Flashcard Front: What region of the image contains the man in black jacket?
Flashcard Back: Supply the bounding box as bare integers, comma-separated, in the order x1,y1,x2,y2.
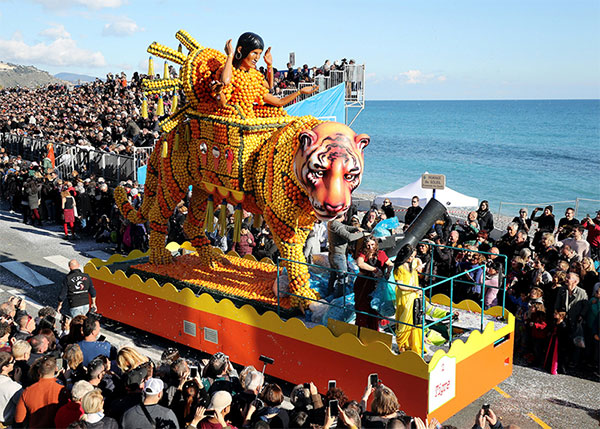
57,259,97,317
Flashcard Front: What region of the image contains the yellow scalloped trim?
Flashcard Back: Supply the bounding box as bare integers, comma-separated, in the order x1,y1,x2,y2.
85,248,514,379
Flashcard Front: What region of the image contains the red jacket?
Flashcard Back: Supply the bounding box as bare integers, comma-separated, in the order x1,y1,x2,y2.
582,219,600,247
55,399,84,428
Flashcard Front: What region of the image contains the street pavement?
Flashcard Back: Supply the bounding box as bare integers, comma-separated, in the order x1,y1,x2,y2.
0,204,598,428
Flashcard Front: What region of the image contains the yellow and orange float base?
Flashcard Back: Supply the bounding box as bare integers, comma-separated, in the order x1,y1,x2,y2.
85,245,514,421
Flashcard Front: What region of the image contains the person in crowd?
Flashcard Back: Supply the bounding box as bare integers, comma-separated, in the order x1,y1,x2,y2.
586,284,600,371
361,208,380,233
354,238,394,330
360,383,405,427
79,388,119,428
229,369,264,427
234,224,256,257
537,233,559,271
27,334,49,365
57,259,97,317
62,189,78,239
403,196,422,230
496,222,519,258
12,313,35,342
545,310,569,375
559,225,590,260
11,340,31,386
201,352,240,395
116,346,150,374
477,200,494,232
249,383,289,427
121,378,180,428
512,207,532,234
579,257,599,297
559,244,580,265
54,380,94,428
381,198,396,220
107,364,147,422
531,205,556,251
0,351,22,426
327,214,370,298
77,316,113,366
171,378,207,428
557,207,579,240
61,343,86,389
14,355,69,428
581,211,600,261
554,273,588,366
60,314,87,349
393,244,423,354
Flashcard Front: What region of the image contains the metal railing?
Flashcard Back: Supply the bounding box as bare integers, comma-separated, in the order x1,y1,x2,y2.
277,64,365,126
274,242,507,359
0,132,145,184
497,199,600,224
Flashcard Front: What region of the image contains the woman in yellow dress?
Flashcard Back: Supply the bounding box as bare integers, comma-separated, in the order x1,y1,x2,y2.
393,244,425,354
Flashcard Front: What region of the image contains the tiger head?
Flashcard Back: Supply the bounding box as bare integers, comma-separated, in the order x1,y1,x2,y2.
293,122,370,222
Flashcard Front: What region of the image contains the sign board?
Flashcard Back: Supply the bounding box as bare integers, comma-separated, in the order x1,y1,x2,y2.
421,173,446,190
428,355,456,412
289,52,295,67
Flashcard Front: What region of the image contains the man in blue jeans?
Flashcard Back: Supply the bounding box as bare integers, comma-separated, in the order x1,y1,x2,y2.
57,259,97,317
327,215,369,298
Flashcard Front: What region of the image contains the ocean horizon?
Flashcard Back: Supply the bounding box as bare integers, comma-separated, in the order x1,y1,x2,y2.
352,99,600,217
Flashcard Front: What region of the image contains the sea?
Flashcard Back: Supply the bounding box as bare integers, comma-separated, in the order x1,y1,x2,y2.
352,99,600,217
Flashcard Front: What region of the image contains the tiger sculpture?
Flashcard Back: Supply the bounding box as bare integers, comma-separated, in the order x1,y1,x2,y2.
114,31,369,306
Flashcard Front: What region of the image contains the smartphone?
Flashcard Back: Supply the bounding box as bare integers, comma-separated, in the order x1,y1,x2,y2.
369,373,378,387
189,366,198,379
328,380,336,390
56,358,64,371
98,335,106,342
329,399,339,417
46,315,56,326
482,403,490,416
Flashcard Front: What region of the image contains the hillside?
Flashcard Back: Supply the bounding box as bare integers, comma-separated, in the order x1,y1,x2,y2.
0,62,65,88
55,72,98,83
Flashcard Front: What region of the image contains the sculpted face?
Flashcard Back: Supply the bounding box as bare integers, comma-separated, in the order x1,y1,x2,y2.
294,122,369,221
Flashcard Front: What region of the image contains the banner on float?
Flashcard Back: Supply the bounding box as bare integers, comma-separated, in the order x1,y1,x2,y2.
285,83,345,124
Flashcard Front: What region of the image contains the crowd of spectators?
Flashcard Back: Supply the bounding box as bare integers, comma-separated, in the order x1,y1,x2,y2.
1,145,599,379
0,292,516,427
0,72,170,154
325,199,599,378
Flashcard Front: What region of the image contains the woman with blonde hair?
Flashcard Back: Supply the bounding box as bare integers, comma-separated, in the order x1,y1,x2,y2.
580,257,599,297
62,343,86,389
80,389,118,428
116,346,149,372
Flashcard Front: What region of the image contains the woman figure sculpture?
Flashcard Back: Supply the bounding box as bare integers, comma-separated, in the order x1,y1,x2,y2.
216,32,317,115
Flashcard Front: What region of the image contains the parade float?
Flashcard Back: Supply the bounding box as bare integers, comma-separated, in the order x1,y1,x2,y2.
86,30,514,421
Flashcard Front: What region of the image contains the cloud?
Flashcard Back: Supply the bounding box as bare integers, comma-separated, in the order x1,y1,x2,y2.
31,0,125,9
0,27,106,67
102,16,143,37
395,70,447,85
39,24,71,39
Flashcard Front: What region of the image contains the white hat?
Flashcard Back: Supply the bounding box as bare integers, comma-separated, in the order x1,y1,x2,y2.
144,378,164,396
207,391,232,413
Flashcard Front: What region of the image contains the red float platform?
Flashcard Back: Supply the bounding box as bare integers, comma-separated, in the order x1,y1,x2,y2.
85,247,514,421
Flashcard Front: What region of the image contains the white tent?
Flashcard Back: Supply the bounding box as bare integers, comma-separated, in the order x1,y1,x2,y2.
374,174,479,208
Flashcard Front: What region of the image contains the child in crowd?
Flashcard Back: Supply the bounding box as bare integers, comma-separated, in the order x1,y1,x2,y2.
545,310,569,375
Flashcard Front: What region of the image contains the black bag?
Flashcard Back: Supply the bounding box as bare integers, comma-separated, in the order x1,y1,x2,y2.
413,297,424,326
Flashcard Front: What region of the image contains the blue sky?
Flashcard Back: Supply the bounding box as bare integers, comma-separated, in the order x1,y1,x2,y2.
0,0,598,99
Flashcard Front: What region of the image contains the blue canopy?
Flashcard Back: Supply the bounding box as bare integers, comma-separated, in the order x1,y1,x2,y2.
285,83,345,123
